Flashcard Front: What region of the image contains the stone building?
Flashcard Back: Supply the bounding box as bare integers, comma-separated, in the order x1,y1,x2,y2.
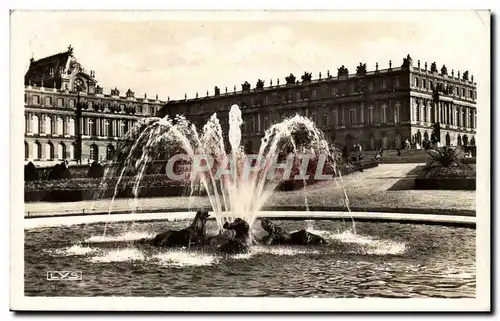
159,55,477,153
24,46,165,165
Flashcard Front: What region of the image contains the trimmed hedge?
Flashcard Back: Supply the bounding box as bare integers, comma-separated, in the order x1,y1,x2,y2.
24,185,203,202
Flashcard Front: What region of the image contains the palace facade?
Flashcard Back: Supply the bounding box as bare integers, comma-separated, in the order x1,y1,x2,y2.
159,55,477,153
24,46,165,165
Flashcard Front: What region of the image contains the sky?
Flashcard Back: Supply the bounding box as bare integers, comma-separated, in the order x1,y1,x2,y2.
11,10,490,101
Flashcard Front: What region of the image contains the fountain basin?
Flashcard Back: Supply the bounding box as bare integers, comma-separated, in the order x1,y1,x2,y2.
24,214,476,298
24,210,476,230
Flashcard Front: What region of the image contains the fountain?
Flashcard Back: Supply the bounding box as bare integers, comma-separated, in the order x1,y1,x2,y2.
102,104,338,235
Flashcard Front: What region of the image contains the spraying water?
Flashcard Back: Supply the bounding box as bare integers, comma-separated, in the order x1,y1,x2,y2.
99,104,351,234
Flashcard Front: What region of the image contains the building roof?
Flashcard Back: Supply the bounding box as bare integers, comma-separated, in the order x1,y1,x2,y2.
24,47,73,89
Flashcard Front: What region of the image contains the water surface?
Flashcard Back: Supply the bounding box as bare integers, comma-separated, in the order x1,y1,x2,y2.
25,219,475,298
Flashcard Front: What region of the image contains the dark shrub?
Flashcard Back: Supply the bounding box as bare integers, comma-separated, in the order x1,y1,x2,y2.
47,162,71,180
427,147,460,168
24,162,39,181
87,161,105,178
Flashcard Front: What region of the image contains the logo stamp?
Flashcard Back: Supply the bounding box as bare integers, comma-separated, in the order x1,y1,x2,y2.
46,271,82,281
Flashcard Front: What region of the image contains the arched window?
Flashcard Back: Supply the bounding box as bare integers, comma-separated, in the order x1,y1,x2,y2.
32,115,39,134
470,137,476,146
106,144,115,160
58,143,66,160
445,133,451,146
68,118,75,136
90,144,99,161
34,142,41,159
70,143,75,160
57,116,64,135
46,142,54,160
45,116,52,134
457,135,462,146
24,142,29,160
463,135,469,147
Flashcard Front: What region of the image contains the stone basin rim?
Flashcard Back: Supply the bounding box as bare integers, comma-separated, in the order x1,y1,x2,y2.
24,211,476,230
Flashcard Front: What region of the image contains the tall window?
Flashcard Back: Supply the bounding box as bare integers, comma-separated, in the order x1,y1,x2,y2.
106,120,112,137
414,77,419,87
368,107,374,125
69,143,75,160
57,98,64,107
57,117,64,135
332,110,338,127
394,104,400,124
68,118,75,136
322,114,328,126
150,107,155,115
69,99,75,108
91,118,97,136
33,95,40,105
45,97,52,106
34,142,41,159
45,116,52,134
349,109,356,126
312,90,317,99
32,115,39,134
422,79,427,89
46,142,54,160
58,143,66,160
381,105,387,123
120,120,126,137
90,144,99,161
263,117,269,130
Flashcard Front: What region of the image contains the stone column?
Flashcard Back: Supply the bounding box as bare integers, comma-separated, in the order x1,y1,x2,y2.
26,113,31,133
